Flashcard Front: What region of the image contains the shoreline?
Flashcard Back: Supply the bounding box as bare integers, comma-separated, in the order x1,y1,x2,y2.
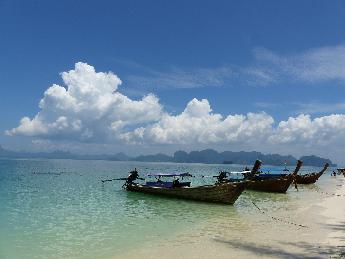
318,175,345,256
119,175,345,259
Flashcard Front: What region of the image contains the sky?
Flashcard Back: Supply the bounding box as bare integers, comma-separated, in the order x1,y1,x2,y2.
1,0,345,163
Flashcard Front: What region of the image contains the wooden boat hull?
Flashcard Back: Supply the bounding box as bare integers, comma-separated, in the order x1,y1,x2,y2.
244,160,303,193
126,182,247,204
246,176,293,193
295,172,322,184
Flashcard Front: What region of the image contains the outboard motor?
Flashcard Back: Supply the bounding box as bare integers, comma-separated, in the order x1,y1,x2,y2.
216,171,229,183
123,168,143,188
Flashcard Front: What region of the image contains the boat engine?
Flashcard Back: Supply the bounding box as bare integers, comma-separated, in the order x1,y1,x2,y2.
123,169,144,188
216,171,229,183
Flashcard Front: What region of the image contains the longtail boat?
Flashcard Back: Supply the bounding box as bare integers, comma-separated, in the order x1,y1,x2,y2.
123,160,262,204
294,163,329,184
126,181,246,204
245,160,303,193
337,168,345,176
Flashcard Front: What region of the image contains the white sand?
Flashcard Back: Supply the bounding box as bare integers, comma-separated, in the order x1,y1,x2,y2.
118,175,345,259
318,176,345,251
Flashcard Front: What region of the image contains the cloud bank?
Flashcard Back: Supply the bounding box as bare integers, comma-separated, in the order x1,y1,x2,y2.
6,62,345,159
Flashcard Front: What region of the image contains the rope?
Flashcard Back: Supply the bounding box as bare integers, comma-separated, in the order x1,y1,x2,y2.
312,180,345,197
318,191,345,197
252,201,308,228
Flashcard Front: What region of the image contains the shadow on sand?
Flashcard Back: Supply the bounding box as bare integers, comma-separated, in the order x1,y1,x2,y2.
213,238,345,258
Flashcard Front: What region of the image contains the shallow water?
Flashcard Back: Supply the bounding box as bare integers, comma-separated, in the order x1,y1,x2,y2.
0,159,339,259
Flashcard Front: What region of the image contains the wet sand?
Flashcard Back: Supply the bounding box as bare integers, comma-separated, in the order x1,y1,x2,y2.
120,175,345,258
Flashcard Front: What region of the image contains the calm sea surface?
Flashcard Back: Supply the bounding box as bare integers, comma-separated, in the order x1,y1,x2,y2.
0,159,335,259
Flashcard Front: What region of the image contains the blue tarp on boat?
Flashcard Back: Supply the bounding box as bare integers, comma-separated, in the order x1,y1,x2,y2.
147,173,193,177
145,181,191,188
146,181,174,188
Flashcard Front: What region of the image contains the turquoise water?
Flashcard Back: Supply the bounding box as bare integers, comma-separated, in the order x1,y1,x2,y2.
0,159,333,259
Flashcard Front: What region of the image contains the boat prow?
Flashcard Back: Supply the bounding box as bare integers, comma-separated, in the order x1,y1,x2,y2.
295,163,329,184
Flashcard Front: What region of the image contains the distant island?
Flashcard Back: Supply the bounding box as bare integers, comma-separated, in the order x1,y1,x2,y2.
132,149,336,167
0,145,336,167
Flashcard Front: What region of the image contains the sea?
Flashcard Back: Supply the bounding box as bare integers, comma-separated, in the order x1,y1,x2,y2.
0,158,341,259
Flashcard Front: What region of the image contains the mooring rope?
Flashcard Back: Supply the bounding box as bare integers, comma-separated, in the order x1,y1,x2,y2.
252,201,308,228
317,190,345,197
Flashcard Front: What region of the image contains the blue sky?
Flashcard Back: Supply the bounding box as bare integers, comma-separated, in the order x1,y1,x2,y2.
1,0,345,163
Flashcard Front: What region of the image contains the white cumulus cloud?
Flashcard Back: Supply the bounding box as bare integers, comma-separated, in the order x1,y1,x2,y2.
6,62,163,141
119,98,274,145
270,114,345,145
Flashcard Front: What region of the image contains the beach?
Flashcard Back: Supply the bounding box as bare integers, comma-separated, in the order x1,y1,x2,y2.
121,174,345,259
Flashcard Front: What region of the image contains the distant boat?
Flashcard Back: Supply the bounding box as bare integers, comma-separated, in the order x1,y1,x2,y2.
337,168,345,174
337,168,345,177
246,160,302,193
251,162,329,185
123,160,262,204
221,160,303,193
294,163,329,184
